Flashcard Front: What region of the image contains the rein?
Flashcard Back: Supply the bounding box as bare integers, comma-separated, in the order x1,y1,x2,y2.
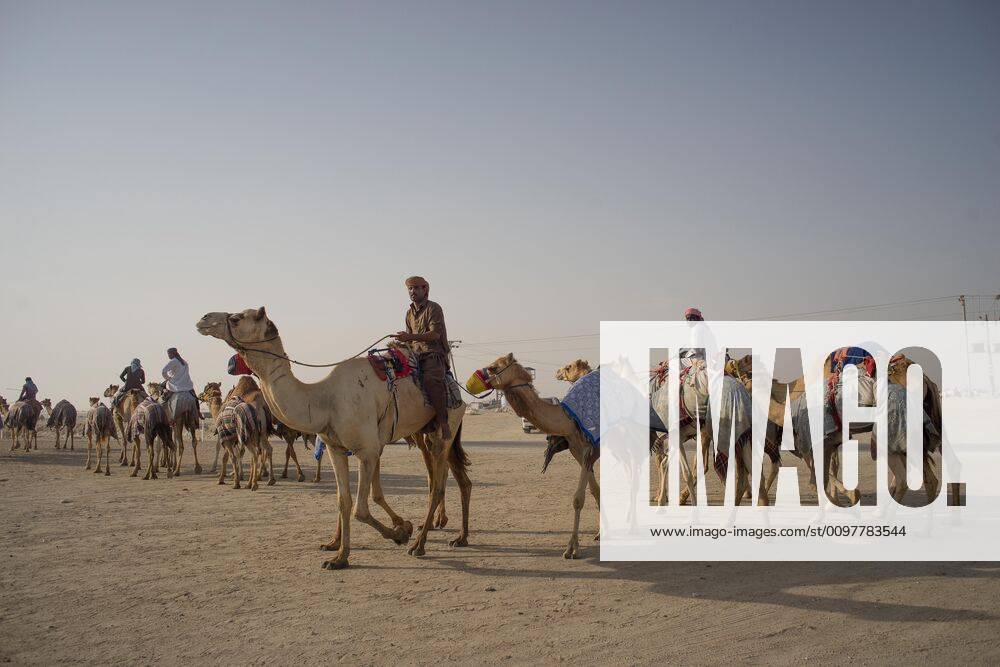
228,317,392,368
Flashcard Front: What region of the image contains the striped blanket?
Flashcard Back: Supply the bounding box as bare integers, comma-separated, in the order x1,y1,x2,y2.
125,398,168,441
217,397,258,445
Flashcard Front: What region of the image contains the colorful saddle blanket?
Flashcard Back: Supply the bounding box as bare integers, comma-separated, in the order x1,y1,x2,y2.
217,397,258,445
561,369,601,448
125,398,166,441
367,348,414,383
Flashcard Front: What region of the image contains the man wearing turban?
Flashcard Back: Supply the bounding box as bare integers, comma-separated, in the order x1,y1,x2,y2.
393,276,453,440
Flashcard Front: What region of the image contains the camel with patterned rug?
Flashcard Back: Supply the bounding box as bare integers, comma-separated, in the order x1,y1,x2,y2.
103,385,146,467
470,354,599,558
42,398,78,450
197,307,469,569
85,397,116,475
124,397,175,479
147,381,203,476
5,399,42,453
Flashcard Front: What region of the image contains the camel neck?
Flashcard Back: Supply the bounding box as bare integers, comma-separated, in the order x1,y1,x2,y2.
503,384,573,436
240,339,327,434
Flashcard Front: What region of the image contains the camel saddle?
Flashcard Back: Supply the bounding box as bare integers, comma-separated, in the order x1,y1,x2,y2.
367,348,413,382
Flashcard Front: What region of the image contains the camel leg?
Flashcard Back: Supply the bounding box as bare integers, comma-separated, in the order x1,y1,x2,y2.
287,441,305,482
266,442,277,486
414,438,446,530
191,428,202,474
564,445,593,559
101,437,111,475
408,444,447,557
322,448,352,569
757,452,781,506
173,427,184,476
130,439,141,477
353,453,409,545
218,448,229,485
69,428,74,451
282,440,291,478
143,438,156,480
85,431,94,470
370,458,413,543
314,453,323,482
924,453,940,505
446,446,472,548
211,437,221,473
567,440,600,537
888,453,908,503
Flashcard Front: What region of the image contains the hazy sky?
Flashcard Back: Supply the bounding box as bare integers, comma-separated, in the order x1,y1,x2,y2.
2,1,998,404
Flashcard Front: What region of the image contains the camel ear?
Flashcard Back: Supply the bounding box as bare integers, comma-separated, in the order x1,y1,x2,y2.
254,306,266,320
505,353,515,363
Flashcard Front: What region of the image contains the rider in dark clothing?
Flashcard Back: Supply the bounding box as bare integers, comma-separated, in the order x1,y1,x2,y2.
113,359,146,409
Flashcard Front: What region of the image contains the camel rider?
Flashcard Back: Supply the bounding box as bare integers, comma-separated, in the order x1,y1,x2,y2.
680,306,728,379
161,347,197,404
113,359,146,409
392,276,452,441
17,377,42,414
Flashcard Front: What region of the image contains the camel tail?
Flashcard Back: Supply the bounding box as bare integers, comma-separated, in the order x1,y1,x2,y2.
448,423,469,472
542,435,570,473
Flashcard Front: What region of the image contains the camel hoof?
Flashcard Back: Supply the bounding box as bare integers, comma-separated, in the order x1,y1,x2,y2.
449,536,469,548
321,558,349,570
281,472,288,479
407,542,425,557
313,476,321,483
562,549,579,559
593,533,601,541
105,470,111,476
85,464,92,470
296,473,305,482
402,521,414,539
320,542,341,552
435,515,449,529
392,531,407,546
267,478,276,487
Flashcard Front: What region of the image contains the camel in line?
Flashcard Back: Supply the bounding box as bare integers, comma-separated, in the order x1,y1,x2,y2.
197,307,470,569
473,354,597,558
197,382,226,472
215,395,267,490
103,385,147,468
555,359,592,383
4,399,42,453
124,397,175,480
85,397,116,475
42,398,78,450
273,420,312,482
147,382,203,476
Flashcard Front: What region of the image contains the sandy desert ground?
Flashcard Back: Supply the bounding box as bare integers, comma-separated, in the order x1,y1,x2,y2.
2,412,999,665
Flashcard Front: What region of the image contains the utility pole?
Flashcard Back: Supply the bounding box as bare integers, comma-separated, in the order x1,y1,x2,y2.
960,295,973,394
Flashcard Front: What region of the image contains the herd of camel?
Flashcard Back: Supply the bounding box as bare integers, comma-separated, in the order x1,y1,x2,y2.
2,306,944,569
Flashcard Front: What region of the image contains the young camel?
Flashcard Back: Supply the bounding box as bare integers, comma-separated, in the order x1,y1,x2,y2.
197,382,225,472
273,420,311,482
197,307,470,569
103,385,146,467
85,397,116,475
147,381,203,476
42,398,78,450
474,354,598,559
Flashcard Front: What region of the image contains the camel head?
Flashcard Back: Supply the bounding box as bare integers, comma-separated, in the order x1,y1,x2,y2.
198,381,223,404
196,307,279,352
555,359,592,383
41,398,52,411
89,397,101,407
103,385,119,398
470,353,534,391
147,382,165,399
